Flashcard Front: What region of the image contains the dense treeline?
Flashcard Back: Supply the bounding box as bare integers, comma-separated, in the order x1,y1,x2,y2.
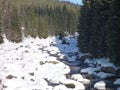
77,0,120,66
0,0,79,42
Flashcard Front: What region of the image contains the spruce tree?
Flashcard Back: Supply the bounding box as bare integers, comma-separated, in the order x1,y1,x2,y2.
77,0,92,53
0,1,3,43
7,7,22,42
106,0,120,66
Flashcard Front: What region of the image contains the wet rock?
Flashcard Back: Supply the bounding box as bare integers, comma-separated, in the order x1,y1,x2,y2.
116,69,120,75
6,75,17,79
29,72,34,76
65,83,75,88
101,66,116,74
62,39,69,45
94,81,106,90
86,74,96,81
0,79,2,84
70,66,81,74
80,55,93,61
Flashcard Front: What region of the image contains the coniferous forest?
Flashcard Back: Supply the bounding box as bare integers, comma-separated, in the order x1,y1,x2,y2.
0,0,79,42
77,0,120,66
0,0,120,67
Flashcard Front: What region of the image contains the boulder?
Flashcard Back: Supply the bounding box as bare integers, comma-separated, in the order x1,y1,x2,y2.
94,81,106,90
101,66,116,74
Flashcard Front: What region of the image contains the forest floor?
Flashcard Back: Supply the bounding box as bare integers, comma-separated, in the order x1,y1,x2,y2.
0,34,120,90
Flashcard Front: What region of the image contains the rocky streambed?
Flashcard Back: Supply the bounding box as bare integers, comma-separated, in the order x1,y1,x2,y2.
46,36,120,90
59,55,120,90
0,36,120,90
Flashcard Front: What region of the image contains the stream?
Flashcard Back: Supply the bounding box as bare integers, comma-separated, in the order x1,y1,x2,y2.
48,51,119,90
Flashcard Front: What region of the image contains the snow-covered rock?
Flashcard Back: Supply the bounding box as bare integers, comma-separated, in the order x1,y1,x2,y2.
0,36,75,90
71,74,83,82
117,87,120,90
96,72,114,79
114,78,120,85
94,81,106,90
71,74,90,84
63,79,85,90
81,67,101,74
53,85,68,90
82,78,90,84
0,34,119,90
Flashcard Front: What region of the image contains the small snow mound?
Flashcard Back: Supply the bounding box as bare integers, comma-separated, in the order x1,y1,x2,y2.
118,87,120,90
71,74,83,82
96,72,114,79
63,79,85,90
53,85,68,90
71,74,90,84
94,81,106,90
114,78,120,85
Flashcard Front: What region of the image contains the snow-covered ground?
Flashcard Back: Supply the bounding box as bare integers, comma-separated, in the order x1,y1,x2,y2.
0,34,120,90
0,35,85,90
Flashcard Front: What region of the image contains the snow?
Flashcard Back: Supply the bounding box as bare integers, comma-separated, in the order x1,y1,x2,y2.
96,72,114,79
71,74,90,84
53,85,68,90
0,34,119,90
81,67,101,74
81,58,118,78
63,79,85,90
114,78,120,84
94,81,106,90
71,74,83,82
118,87,120,90
0,35,85,90
85,58,116,68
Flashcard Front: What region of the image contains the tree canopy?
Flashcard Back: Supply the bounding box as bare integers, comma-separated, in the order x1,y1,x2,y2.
0,0,80,42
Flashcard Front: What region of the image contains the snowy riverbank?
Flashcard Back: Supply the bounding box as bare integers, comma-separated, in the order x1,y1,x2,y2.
0,35,120,90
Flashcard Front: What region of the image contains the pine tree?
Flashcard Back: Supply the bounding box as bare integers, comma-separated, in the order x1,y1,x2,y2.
0,1,3,43
106,0,120,66
77,0,92,53
6,7,22,42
